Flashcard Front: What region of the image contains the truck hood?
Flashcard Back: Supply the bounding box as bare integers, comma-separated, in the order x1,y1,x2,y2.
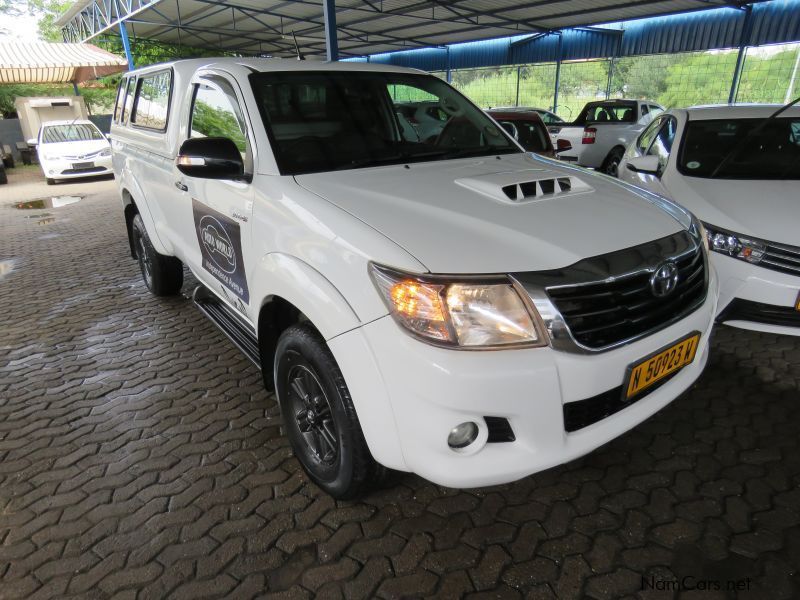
667,176,798,246
295,153,687,273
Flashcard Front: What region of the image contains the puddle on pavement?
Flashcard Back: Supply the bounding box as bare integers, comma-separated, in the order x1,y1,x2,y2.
16,195,83,210
0,260,14,280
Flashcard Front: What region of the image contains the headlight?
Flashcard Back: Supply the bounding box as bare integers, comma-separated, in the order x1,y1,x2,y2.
702,223,765,264
369,264,546,348
100,148,112,157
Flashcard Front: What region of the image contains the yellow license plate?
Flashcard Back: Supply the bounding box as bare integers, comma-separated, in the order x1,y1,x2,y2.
625,333,700,399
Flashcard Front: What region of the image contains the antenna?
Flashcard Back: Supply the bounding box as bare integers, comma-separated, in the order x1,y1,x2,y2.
292,32,305,61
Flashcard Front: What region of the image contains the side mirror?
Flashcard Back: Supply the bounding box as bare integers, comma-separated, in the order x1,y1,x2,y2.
176,137,245,180
555,139,572,154
27,138,37,146
625,155,660,175
499,121,519,140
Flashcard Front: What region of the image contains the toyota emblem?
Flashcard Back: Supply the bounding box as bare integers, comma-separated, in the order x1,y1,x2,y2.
650,261,679,298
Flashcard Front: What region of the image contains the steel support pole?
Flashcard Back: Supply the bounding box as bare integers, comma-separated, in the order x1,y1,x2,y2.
322,0,339,61
118,20,135,71
553,33,562,114
515,66,521,106
446,47,452,83
728,5,753,104
606,57,614,99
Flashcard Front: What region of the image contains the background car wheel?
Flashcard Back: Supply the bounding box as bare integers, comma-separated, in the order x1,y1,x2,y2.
0,169,7,185
131,214,183,296
602,147,624,177
46,177,55,185
275,323,386,499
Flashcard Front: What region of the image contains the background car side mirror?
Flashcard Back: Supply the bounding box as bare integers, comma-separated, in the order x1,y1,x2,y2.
176,137,245,180
625,155,660,175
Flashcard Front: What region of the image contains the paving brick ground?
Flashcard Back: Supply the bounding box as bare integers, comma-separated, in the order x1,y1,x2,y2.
1,172,799,599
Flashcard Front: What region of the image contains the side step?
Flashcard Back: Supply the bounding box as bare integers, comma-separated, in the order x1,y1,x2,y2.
192,286,261,370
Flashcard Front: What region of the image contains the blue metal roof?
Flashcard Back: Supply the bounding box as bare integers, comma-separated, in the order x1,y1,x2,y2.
346,0,800,70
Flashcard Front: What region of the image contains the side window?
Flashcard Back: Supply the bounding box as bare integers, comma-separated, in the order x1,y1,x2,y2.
121,77,136,123
641,104,649,116
132,70,172,131
190,79,249,159
636,117,664,153
113,78,126,123
650,105,664,117
646,117,677,171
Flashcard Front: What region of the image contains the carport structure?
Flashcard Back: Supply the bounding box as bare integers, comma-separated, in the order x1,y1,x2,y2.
55,1,798,108
57,1,766,62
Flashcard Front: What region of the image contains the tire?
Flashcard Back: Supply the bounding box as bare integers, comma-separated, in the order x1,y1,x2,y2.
131,213,183,296
602,147,625,178
2,156,13,169
46,177,55,185
0,169,6,185
275,323,386,499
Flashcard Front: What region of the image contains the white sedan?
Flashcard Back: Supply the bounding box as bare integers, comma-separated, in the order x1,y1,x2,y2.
619,104,800,336
31,120,113,185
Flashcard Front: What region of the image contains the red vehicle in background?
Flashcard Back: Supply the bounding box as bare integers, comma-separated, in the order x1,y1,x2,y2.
485,109,557,158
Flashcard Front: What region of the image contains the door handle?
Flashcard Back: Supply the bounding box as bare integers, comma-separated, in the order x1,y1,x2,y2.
174,181,188,192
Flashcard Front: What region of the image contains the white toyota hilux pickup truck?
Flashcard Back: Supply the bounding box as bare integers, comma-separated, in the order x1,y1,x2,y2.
112,58,717,498
550,99,664,176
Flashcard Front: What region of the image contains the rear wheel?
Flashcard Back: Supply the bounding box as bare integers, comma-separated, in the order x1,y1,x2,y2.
0,169,7,185
275,323,385,499
131,213,183,296
602,147,625,177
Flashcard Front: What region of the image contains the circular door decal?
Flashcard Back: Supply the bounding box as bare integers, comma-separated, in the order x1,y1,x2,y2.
199,215,237,274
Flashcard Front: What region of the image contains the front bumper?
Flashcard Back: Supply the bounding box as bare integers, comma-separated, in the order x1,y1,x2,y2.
331,271,718,488
714,253,800,336
40,155,113,179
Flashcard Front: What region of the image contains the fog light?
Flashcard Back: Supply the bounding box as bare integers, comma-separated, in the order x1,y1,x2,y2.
448,422,478,449
48,170,55,175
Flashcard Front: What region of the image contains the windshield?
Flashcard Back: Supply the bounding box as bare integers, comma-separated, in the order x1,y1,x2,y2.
678,117,800,180
581,102,637,123
249,71,520,175
42,123,104,144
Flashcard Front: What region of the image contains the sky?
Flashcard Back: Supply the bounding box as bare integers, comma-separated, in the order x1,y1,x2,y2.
0,2,43,41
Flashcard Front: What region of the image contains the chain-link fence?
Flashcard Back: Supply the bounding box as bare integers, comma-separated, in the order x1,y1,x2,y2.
440,45,798,119
738,42,800,103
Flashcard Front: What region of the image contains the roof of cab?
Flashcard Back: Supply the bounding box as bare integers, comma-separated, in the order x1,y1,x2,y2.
684,104,800,119
122,57,424,79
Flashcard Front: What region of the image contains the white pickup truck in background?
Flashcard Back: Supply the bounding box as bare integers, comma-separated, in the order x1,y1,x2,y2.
549,99,664,176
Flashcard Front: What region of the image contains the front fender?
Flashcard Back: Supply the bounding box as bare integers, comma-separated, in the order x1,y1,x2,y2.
251,253,362,339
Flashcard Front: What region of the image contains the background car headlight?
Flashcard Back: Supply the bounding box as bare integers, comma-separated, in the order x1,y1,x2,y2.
369,264,546,348
703,223,765,264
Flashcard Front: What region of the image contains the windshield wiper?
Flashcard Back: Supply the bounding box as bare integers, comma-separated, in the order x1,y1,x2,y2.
442,147,518,159
709,95,800,178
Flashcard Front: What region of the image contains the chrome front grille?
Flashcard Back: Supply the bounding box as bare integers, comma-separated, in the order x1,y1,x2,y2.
548,247,705,348
512,230,708,352
761,241,800,277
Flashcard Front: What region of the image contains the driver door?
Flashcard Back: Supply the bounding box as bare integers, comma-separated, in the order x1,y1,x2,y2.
176,74,256,317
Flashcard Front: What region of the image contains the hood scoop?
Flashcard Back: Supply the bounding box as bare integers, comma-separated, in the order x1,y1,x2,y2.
454,170,592,204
